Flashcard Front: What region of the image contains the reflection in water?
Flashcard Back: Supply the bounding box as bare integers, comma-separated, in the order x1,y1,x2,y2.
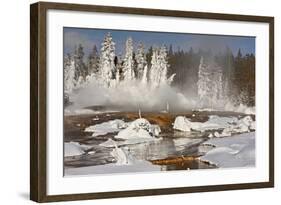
65,131,214,170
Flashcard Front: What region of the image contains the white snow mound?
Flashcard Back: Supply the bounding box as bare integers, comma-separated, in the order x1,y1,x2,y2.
115,118,161,140
85,119,128,137
173,115,237,132
200,132,255,168
217,116,255,137
64,142,91,157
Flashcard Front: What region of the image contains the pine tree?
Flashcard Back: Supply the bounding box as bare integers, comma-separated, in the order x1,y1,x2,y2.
98,32,116,87
197,57,223,108
64,53,76,94
135,42,147,79
149,48,160,87
159,46,169,84
122,37,135,82
146,46,153,69
149,46,174,88
74,44,87,82
87,45,99,75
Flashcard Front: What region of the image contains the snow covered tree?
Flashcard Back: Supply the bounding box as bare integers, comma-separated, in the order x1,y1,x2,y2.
149,48,160,87
159,46,169,84
122,37,135,82
98,32,116,87
64,53,76,94
149,46,174,88
197,56,223,108
135,43,147,79
87,45,99,75
141,65,148,84
74,44,87,82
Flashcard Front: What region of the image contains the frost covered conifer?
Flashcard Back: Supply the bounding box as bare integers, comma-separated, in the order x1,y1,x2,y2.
149,46,174,88
149,48,160,87
122,37,135,82
74,44,87,82
141,65,148,84
64,54,76,94
197,56,223,108
135,43,147,79
159,46,169,84
87,45,99,75
98,32,116,87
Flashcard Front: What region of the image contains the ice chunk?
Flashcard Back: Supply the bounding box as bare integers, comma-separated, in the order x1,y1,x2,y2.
217,116,255,137
99,138,119,148
85,119,128,137
173,116,192,131
64,142,91,157
111,147,132,165
115,118,161,140
173,115,238,132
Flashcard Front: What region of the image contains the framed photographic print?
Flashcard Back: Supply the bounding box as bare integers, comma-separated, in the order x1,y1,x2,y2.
30,1,274,202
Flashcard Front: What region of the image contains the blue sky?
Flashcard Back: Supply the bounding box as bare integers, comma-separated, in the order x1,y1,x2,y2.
64,27,255,58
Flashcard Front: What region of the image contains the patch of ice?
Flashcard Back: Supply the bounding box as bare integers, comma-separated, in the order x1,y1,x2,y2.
216,116,255,137
173,138,203,148
200,132,255,168
99,138,162,148
110,146,133,165
173,115,238,132
64,161,161,175
64,142,92,157
173,115,255,137
85,119,128,137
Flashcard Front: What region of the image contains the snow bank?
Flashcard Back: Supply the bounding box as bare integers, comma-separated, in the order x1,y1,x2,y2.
200,132,255,168
173,115,237,132
173,115,255,137
85,119,128,137
173,116,192,131
64,142,92,157
115,118,161,140
216,116,255,137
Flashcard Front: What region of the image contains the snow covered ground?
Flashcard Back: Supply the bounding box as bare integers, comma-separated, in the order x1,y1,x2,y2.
199,132,255,168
